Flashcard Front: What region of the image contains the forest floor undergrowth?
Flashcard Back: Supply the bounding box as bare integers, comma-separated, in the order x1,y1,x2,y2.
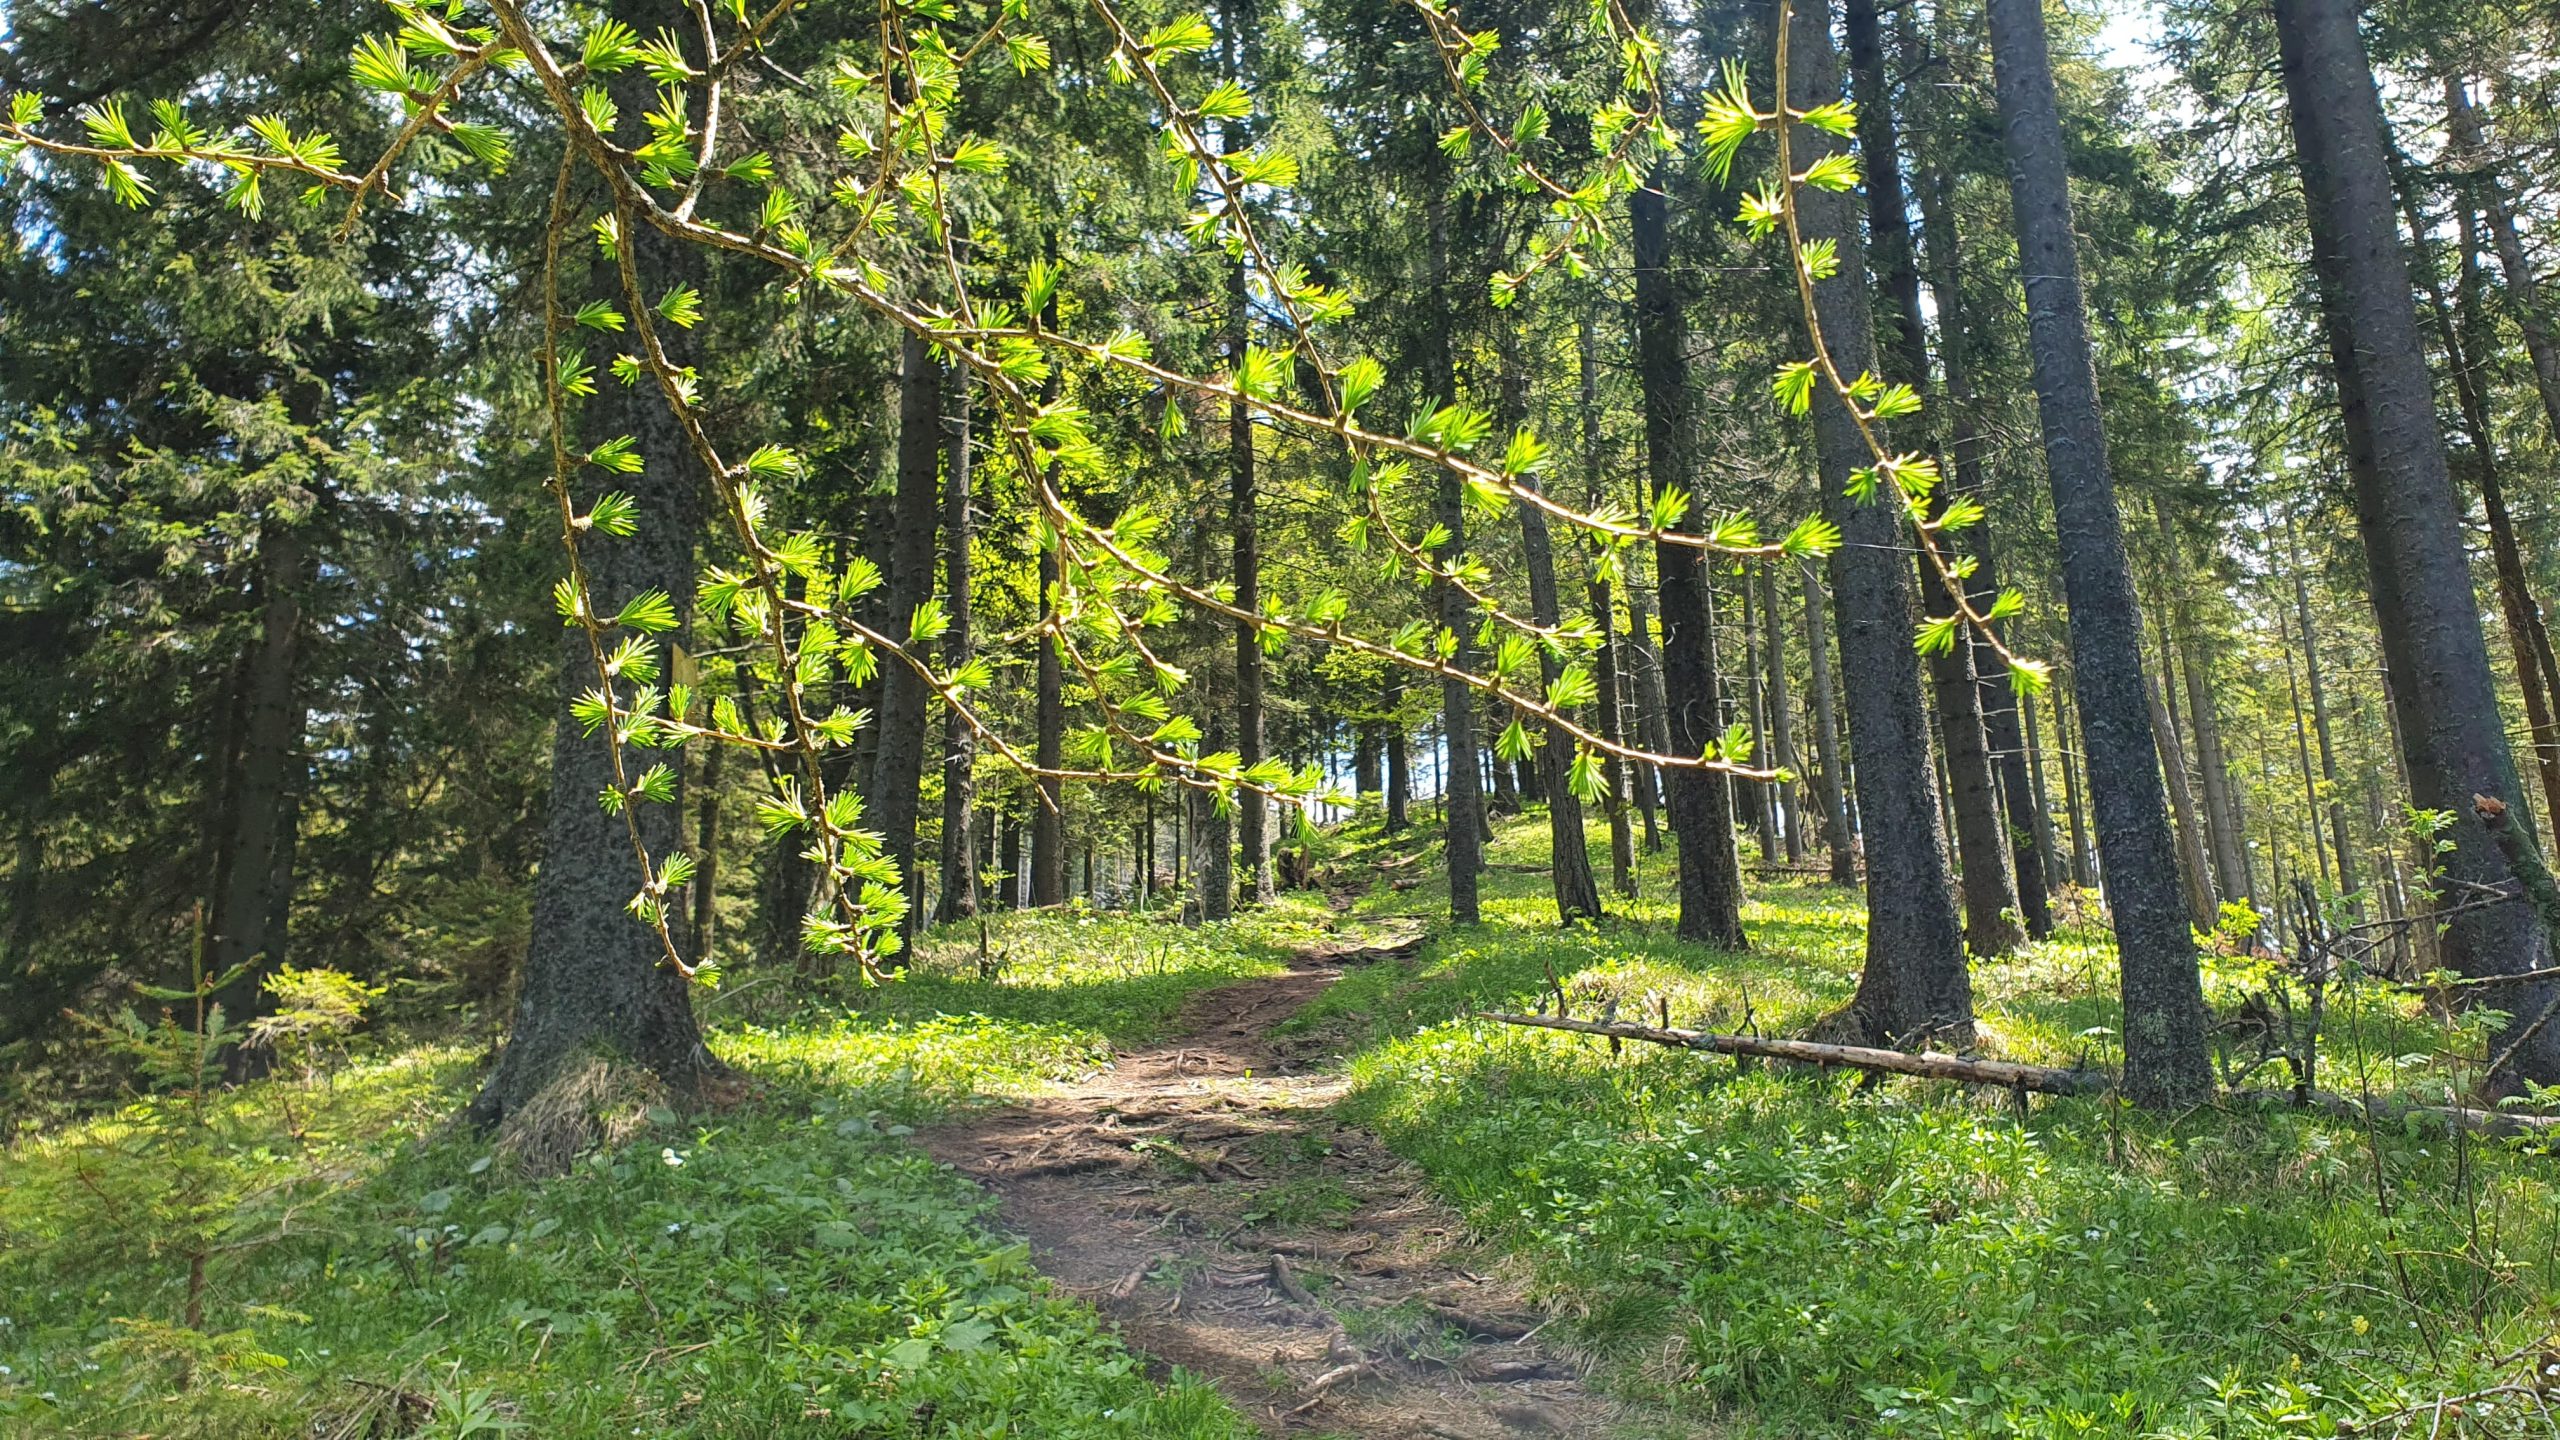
5,811,2560,1438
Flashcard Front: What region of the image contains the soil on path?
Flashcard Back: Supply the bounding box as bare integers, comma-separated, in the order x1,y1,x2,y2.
920,923,1701,1438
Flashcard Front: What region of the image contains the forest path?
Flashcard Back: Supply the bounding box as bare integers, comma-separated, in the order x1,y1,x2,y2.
919,921,1697,1438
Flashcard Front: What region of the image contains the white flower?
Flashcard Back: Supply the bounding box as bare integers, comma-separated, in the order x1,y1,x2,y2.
661,1147,685,1168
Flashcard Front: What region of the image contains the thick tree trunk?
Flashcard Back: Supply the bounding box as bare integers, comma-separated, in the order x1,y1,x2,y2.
1795,0,1963,1034
1353,728,1382,796
1633,164,1746,949
472,212,714,1123
208,517,308,1035
2399,147,2560,836
936,364,980,923
869,333,942,951
1845,0,2018,955
2273,0,2559,1086
1800,560,1856,884
1987,0,2210,1102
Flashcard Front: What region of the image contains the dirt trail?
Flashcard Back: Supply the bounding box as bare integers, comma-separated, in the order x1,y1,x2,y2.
921,924,1696,1438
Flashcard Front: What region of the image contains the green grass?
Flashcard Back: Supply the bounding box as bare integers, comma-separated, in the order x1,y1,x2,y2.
1320,811,2560,1438
7,810,2556,1438
0,1037,1249,1436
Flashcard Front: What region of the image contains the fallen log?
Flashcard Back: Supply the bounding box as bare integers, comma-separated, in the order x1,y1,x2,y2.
1478,1011,2109,1094
2223,1089,2560,1138
1478,1012,2560,1137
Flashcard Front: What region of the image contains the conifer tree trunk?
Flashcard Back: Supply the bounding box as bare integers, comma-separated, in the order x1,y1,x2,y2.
1758,563,1807,864
1986,0,2209,1102
936,364,979,924
1580,321,1638,895
1193,716,1235,922
1027,259,1068,910
2395,151,2560,836
1624,580,1667,850
1794,0,1964,1034
1230,247,1273,905
2272,0,2558,1086
209,516,308,1035
1633,158,1745,948
1801,560,1856,884
1741,576,1778,862
1425,185,1484,925
2292,558,2359,901
474,204,716,1124
2445,79,2560,458
1505,329,1602,921
1384,673,1412,832
869,333,942,950
2147,621,2217,926
1915,159,2052,936
2054,683,2095,887
1843,0,2019,957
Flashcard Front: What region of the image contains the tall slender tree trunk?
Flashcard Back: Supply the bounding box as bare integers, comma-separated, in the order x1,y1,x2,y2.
473,197,716,1123
1424,187,1482,925
1800,560,1856,884
1625,580,1667,851
1193,719,1234,922
1758,563,1806,865
936,364,980,923
1986,0,2210,1102
2393,142,2560,835
1506,329,1602,922
693,740,722,960
1795,0,1963,1033
1633,160,1745,948
1230,246,1273,906
2445,79,2560,455
2177,615,2250,907
1741,575,1779,863
2054,683,2095,888
208,516,308,1036
1384,673,1412,832
2282,639,2332,891
1845,0,2020,956
1916,161,2052,936
2146,629,2219,927
2293,557,2359,902
2273,0,2559,1086
869,333,942,952
1030,257,1067,910
1578,316,1636,896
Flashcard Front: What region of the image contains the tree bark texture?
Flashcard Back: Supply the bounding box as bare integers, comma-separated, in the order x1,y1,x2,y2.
1794,0,1965,1038
1634,165,1746,949
2272,0,2559,1086
1987,0,2210,1102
